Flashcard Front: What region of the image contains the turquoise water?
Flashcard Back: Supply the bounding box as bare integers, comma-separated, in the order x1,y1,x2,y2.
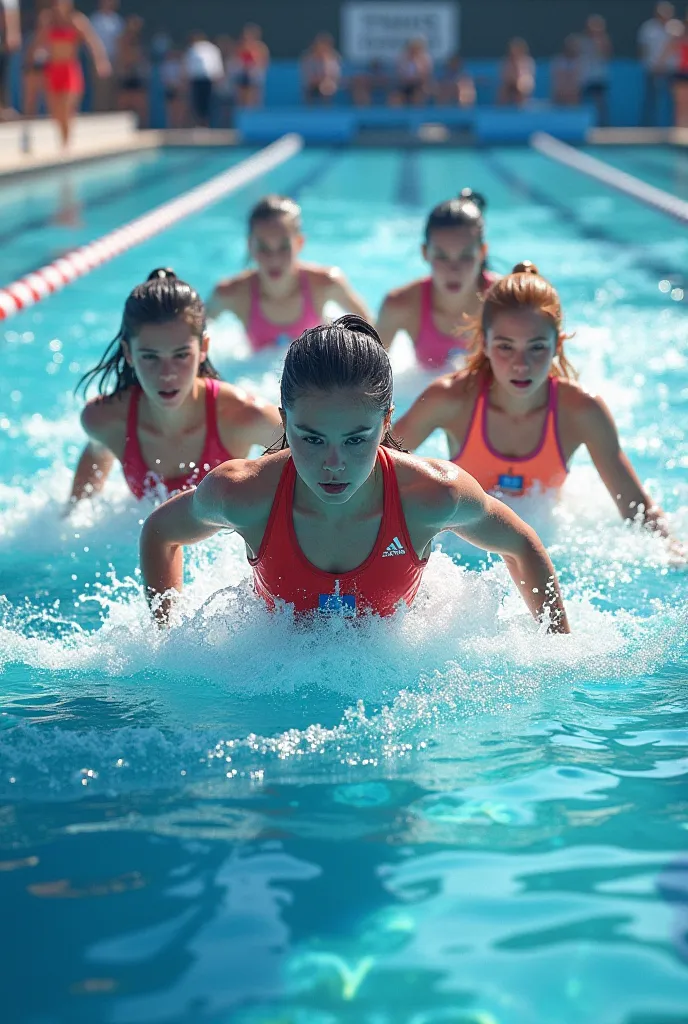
1,144,687,1024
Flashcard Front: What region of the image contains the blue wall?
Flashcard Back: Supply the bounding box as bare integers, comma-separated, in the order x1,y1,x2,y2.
9,55,674,132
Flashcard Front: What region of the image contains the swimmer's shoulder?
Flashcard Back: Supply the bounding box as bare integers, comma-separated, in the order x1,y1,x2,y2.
194,449,288,528
387,446,483,532
411,368,481,418
209,270,255,317
380,278,424,312
214,380,280,445
80,390,130,454
556,376,620,446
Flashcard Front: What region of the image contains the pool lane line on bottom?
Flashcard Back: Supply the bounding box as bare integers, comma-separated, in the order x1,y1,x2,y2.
484,149,686,298
0,133,303,322
531,132,688,226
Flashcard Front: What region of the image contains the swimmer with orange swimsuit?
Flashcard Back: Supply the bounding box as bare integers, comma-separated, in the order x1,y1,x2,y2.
69,269,281,507
395,262,678,543
35,0,111,146
208,195,371,353
141,315,569,632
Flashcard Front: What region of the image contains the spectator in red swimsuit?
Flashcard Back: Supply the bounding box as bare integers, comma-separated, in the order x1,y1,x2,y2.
35,0,110,145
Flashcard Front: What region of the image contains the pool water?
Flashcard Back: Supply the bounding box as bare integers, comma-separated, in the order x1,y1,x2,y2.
0,144,687,1024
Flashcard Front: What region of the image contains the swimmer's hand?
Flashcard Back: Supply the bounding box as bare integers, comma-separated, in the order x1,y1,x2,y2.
140,484,228,626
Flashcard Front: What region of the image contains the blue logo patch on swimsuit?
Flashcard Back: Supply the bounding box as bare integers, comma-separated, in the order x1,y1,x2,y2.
498,472,525,496
319,592,356,617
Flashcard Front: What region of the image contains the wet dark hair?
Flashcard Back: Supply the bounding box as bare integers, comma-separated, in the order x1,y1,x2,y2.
248,194,302,235
267,315,406,452
424,188,488,272
77,268,220,397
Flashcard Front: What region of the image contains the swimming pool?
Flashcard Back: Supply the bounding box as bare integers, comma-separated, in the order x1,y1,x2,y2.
1,144,687,1023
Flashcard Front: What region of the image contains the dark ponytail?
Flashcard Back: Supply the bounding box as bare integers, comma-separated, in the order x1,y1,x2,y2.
267,315,406,453
77,268,220,397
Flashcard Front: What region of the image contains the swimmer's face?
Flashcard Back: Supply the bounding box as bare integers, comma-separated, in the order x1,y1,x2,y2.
250,215,303,283
283,390,389,505
423,225,486,296
124,317,208,409
485,309,557,396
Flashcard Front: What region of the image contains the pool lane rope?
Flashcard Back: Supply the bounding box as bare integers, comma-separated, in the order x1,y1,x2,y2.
0,133,303,322
531,132,688,225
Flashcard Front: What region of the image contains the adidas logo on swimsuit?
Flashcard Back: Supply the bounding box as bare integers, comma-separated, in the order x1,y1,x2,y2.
382,536,406,557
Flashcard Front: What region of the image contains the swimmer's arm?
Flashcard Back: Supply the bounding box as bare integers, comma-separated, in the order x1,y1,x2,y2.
68,441,116,507
67,403,120,509
74,12,111,76
323,269,373,322
446,475,570,633
394,380,453,450
375,292,408,351
140,474,232,621
580,395,670,538
206,278,243,321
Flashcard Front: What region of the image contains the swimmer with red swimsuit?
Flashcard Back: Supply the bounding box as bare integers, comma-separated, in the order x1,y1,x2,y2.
141,315,570,632
377,189,499,370
35,0,111,145
69,269,281,508
208,195,371,353
395,262,680,549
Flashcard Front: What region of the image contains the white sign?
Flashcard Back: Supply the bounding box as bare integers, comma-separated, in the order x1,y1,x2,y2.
341,2,459,62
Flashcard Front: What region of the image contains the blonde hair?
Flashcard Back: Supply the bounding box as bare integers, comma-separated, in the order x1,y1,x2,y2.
464,261,577,381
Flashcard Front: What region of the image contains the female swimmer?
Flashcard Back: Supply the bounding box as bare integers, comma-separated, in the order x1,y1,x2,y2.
35,0,111,146
207,195,372,352
376,189,498,369
141,315,569,631
69,269,281,505
394,262,672,535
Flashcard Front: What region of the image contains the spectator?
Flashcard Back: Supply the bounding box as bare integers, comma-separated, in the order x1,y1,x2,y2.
349,58,389,106
301,32,340,104
184,30,223,128
578,14,612,125
498,37,535,105
160,46,184,128
1,0,22,119
235,23,269,107
552,34,581,105
638,2,676,124
89,0,122,111
115,15,148,126
390,37,433,106
23,9,49,117
436,53,475,106
35,0,110,146
214,35,238,128
662,12,688,126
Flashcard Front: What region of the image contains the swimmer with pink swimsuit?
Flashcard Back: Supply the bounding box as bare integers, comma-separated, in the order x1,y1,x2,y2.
69,269,281,507
208,194,371,352
377,189,498,369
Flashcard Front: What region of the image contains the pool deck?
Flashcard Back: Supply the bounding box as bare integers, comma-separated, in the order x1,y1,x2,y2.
0,118,686,181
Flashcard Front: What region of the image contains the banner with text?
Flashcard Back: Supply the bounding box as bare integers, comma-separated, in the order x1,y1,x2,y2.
341,2,459,62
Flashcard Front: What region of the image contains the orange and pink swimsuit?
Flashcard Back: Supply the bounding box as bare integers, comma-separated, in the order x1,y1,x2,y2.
246,271,321,352
122,378,233,499
250,446,428,617
454,376,568,497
